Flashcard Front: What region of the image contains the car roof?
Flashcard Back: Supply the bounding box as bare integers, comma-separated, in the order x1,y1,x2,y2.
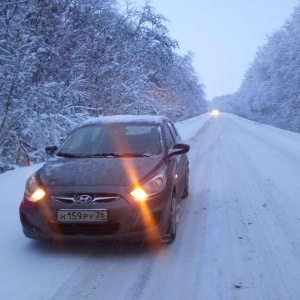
79,115,169,127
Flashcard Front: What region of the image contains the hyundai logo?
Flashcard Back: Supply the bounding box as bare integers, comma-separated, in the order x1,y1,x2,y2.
75,195,93,204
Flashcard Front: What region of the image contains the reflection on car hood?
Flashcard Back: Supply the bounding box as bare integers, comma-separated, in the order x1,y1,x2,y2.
39,156,164,186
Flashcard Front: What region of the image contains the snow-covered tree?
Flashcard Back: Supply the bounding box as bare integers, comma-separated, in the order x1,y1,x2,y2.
0,0,206,171
221,4,300,132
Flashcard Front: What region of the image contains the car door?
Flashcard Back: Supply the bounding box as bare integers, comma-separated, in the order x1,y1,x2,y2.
163,121,188,197
169,122,189,194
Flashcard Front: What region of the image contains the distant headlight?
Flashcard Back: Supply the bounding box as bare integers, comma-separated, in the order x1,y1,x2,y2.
211,109,220,116
130,171,166,201
25,174,46,202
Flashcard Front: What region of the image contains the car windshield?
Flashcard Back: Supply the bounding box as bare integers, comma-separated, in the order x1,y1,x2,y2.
57,123,162,157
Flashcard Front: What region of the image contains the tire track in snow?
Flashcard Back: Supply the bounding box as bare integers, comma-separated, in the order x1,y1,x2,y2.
216,115,300,299
177,114,300,299
50,242,156,300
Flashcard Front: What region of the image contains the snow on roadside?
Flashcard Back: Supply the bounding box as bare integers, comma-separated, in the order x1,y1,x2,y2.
175,113,211,141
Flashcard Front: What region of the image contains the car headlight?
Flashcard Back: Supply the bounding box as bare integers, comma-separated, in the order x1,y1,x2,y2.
211,109,220,116
25,173,46,202
130,171,166,201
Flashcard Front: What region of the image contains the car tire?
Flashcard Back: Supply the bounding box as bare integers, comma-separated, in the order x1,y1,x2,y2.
161,194,177,244
182,172,189,199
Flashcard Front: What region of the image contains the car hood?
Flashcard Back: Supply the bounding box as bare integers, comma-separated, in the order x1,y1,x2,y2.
38,156,164,186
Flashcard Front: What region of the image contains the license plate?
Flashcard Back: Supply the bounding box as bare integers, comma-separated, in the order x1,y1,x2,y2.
57,209,107,222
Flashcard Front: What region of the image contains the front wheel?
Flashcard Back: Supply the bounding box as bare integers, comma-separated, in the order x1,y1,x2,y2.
161,194,177,244
182,172,189,199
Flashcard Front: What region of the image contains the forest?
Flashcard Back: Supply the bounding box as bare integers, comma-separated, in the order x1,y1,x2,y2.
211,4,300,134
0,0,207,172
3,1,299,173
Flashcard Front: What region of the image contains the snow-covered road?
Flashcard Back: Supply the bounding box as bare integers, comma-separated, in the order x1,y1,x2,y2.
1,113,300,300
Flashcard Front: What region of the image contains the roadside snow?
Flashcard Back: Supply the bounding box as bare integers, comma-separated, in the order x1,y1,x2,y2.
1,112,300,300
175,113,211,141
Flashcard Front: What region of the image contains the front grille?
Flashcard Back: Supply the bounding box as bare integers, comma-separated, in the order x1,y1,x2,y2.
48,221,121,235
51,194,119,203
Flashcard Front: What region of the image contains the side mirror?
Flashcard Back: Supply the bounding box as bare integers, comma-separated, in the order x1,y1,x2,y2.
168,143,190,156
45,146,58,155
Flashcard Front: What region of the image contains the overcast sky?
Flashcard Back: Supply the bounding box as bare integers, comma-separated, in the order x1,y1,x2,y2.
132,0,299,100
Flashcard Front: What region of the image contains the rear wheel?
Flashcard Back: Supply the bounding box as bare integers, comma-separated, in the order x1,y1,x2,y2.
161,194,177,244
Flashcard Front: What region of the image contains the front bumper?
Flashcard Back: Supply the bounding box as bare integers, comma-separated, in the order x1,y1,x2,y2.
19,188,172,242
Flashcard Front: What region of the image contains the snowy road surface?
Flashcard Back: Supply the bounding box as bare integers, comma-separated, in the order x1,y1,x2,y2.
1,113,300,300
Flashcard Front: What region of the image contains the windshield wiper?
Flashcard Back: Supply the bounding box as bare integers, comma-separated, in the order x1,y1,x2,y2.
87,153,118,157
117,153,151,157
87,153,151,158
56,152,82,158
57,152,153,158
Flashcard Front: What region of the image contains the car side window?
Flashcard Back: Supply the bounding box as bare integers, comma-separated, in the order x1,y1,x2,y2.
164,123,175,149
167,122,178,143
